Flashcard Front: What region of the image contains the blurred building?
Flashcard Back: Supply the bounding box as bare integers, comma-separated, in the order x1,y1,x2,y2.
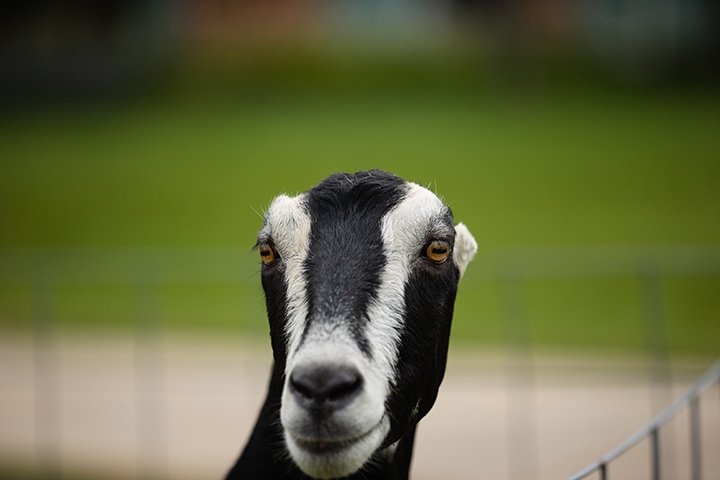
0,0,718,101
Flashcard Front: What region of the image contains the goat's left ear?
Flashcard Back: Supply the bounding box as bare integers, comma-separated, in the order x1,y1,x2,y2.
453,223,477,279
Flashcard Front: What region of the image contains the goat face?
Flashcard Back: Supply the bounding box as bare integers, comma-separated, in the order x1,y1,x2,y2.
257,171,476,479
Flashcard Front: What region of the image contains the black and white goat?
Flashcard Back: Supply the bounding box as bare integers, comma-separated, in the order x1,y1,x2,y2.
227,170,477,479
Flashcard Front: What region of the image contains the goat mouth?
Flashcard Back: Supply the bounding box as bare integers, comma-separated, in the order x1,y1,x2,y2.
290,417,384,456
294,429,373,454
285,415,390,478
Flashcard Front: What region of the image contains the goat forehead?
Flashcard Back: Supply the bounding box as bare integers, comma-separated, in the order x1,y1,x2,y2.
295,176,407,353
261,179,452,253
302,180,452,291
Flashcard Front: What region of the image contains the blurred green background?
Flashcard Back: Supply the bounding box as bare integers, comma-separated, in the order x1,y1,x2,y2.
1,1,719,356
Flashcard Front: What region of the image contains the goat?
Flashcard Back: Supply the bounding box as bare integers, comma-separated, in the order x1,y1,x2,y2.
226,170,477,479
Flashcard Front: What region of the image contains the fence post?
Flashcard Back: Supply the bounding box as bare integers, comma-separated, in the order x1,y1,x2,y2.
650,426,661,480
498,261,537,480
639,270,673,403
134,264,166,480
689,396,701,480
639,269,673,478
33,281,62,479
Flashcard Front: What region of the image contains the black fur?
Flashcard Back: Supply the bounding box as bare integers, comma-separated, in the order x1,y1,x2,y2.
227,170,462,480
384,235,459,447
302,171,406,355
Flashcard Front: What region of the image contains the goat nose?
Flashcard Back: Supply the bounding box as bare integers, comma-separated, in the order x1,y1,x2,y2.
289,364,362,411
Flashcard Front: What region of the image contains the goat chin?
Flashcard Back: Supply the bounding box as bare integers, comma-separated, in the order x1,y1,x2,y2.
283,416,390,479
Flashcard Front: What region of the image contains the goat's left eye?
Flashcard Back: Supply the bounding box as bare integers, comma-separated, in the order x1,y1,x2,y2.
425,240,451,264
259,243,278,265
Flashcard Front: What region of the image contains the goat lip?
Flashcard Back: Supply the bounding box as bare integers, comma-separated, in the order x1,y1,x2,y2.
293,437,357,454
290,419,382,455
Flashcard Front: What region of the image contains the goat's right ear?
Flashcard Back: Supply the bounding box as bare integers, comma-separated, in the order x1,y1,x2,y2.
453,223,477,279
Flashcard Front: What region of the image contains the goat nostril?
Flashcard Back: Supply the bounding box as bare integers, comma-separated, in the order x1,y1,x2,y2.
290,374,315,400
327,376,362,401
290,365,363,408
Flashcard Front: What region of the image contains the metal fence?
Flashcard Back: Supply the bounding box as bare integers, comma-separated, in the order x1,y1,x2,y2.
1,245,719,479
477,245,720,480
567,359,720,480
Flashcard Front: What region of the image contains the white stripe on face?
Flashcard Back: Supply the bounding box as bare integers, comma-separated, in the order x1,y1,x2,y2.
365,182,451,394
261,194,312,362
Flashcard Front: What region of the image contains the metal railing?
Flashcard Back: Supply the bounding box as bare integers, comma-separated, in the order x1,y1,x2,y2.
476,245,720,480
567,359,720,480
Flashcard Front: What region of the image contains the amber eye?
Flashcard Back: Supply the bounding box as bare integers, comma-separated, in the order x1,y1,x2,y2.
259,243,277,265
426,240,451,264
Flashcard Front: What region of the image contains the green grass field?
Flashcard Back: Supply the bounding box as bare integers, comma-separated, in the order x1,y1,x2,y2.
1,88,719,356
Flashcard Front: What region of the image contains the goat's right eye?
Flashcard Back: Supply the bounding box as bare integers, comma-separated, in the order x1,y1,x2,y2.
259,243,277,265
